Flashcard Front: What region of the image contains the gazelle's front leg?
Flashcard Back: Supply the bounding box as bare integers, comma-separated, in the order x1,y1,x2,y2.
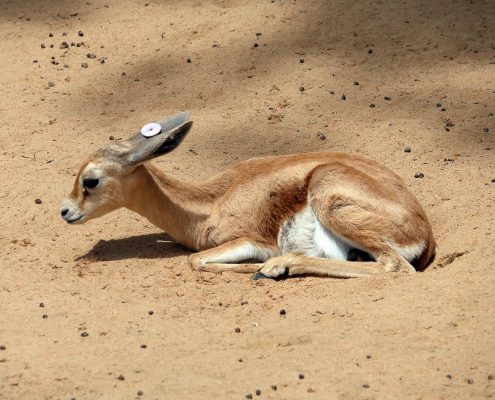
189,238,277,274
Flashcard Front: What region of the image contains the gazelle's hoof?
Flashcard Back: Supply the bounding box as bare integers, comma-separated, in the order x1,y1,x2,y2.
251,272,268,280
258,258,289,278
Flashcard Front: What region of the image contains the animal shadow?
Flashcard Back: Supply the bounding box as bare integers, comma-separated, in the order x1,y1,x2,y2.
76,233,189,262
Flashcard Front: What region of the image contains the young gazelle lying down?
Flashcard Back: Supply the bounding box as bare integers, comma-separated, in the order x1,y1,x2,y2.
61,112,435,279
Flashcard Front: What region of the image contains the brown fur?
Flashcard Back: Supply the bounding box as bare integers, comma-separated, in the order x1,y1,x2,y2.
63,137,436,278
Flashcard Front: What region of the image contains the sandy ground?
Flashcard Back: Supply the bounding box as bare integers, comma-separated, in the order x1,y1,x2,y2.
1,0,494,398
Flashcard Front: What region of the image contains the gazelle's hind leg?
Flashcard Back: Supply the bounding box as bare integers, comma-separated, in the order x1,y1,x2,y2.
253,251,413,279
255,164,420,279
189,237,276,274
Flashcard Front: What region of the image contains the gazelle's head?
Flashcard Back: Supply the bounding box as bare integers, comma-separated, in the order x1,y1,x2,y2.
61,112,193,224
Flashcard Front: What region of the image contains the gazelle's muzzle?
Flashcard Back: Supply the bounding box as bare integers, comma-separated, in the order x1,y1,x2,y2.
60,198,85,224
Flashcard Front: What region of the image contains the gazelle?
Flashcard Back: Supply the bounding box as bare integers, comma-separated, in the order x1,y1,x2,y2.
61,112,435,279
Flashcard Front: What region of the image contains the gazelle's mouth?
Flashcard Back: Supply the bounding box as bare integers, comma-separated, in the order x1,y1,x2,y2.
67,215,84,224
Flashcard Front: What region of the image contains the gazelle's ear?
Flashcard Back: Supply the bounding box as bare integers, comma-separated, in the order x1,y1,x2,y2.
125,112,190,146
121,112,193,166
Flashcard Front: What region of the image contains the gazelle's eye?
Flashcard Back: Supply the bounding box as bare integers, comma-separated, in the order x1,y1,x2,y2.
83,178,99,189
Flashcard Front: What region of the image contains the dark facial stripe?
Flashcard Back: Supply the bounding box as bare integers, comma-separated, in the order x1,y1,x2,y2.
70,161,89,199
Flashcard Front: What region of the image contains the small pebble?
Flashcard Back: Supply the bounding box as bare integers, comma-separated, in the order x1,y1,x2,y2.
384,96,391,100
317,133,326,141
253,43,259,48
404,147,411,153
279,309,286,316
299,86,305,92
62,32,67,36
299,59,304,63
341,94,346,100
60,41,69,49
366,354,372,359
246,394,253,399
109,135,114,140
255,389,261,396
299,373,305,380
370,103,375,108
368,48,373,54
446,374,452,379
271,385,277,391
87,53,96,59
78,31,84,37
491,178,495,183
488,375,493,380
100,59,105,64
117,374,125,381
41,44,45,48
42,314,48,319
186,58,192,63
48,32,53,37
235,327,241,333
140,344,147,348
353,81,359,85
414,172,424,178
63,64,69,68
0,345,6,350
441,107,446,111
35,198,42,204
81,62,88,68
467,378,473,384
363,384,370,388
39,302,45,307
137,390,144,396
148,310,154,315
80,331,89,337
76,43,81,47
436,103,442,107
50,44,54,48
483,128,489,132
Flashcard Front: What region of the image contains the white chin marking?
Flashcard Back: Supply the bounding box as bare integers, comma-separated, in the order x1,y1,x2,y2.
66,214,85,224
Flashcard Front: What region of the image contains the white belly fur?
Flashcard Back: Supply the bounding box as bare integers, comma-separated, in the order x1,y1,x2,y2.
277,205,426,262
278,206,351,260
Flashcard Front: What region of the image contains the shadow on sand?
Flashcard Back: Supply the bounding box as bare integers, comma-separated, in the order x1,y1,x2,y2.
76,233,189,262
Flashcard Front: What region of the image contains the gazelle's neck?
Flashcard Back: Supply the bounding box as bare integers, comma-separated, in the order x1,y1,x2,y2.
124,164,215,249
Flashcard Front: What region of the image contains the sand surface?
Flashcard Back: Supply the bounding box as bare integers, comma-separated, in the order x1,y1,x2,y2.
1,0,494,399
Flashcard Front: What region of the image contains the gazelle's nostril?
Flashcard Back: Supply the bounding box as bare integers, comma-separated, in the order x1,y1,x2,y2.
61,208,69,217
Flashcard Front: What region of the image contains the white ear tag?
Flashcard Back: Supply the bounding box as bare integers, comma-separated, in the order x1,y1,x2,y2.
141,122,162,138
